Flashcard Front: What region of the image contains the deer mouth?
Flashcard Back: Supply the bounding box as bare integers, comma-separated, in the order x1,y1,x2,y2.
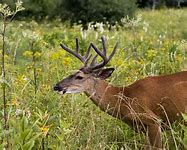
54,87,81,95
59,89,67,95
53,85,67,95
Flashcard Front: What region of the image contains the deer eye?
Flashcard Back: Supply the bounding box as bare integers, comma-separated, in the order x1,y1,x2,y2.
75,75,83,80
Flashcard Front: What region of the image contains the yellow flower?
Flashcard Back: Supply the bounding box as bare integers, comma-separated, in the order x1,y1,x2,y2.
23,50,33,57
50,49,66,60
146,49,157,59
58,49,66,56
40,126,49,137
34,52,41,58
63,57,72,66
15,75,28,84
11,99,19,106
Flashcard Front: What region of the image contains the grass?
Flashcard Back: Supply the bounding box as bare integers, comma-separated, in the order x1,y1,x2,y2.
0,8,187,149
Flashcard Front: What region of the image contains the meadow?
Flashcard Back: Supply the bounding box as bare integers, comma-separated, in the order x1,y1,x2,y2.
0,8,187,149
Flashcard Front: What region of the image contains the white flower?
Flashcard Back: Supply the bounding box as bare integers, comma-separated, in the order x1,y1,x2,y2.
15,109,22,116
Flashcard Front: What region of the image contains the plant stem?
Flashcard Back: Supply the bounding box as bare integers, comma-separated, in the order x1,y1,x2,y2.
42,138,45,150
1,16,7,130
33,55,37,95
32,48,37,95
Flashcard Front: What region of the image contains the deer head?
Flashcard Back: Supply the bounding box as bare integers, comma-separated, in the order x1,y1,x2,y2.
54,36,118,95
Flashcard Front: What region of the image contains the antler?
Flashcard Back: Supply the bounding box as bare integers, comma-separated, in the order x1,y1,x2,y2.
60,36,118,71
89,36,119,70
60,38,92,67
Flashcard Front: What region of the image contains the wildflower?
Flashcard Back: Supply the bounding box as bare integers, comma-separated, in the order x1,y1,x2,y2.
143,21,149,33
40,126,49,137
34,52,41,58
23,50,33,57
15,0,25,12
15,109,22,116
63,57,72,66
146,49,158,60
50,49,66,60
23,76,28,81
11,98,19,106
26,110,31,118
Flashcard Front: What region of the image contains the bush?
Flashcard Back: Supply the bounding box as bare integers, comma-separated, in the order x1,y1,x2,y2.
0,0,60,20
57,0,137,29
22,0,60,19
137,0,184,8
0,0,137,28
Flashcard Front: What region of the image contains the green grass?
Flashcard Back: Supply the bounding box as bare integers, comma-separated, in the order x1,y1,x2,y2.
0,8,187,149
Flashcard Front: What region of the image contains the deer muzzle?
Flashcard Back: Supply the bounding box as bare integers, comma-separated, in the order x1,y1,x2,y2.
53,84,67,95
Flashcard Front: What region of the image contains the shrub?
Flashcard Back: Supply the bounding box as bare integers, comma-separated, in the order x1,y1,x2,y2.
57,0,137,29
0,0,137,27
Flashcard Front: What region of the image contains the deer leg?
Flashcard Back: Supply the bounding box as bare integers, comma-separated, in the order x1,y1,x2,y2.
145,123,162,150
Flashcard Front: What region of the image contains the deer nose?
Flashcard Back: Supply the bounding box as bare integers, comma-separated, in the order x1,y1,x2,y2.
53,85,62,91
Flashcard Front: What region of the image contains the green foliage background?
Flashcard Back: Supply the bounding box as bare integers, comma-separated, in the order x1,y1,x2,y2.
58,0,136,28
0,0,137,28
0,3,187,150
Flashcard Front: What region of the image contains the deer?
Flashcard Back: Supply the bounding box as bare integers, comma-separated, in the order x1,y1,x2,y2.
53,36,187,150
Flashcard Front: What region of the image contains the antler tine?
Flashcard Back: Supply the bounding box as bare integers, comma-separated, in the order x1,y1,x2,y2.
90,43,107,63
90,54,98,67
60,42,85,63
89,42,108,70
84,44,92,60
101,36,107,56
84,54,92,67
75,38,80,53
60,39,93,67
89,37,119,70
107,42,119,62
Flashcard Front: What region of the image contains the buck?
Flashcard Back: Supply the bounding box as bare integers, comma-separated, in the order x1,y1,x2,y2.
54,36,187,149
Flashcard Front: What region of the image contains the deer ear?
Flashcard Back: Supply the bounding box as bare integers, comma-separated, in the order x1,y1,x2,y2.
95,68,115,79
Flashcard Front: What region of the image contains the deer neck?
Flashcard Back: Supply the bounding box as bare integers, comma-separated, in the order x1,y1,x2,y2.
84,79,126,115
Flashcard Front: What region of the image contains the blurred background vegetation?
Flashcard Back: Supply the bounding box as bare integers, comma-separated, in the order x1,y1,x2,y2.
0,0,187,28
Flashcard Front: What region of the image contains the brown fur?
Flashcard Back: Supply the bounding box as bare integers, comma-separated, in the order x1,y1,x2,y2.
89,71,187,148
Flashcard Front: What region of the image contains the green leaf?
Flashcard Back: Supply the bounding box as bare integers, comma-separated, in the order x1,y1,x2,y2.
182,114,187,122
23,140,35,150
20,129,32,141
